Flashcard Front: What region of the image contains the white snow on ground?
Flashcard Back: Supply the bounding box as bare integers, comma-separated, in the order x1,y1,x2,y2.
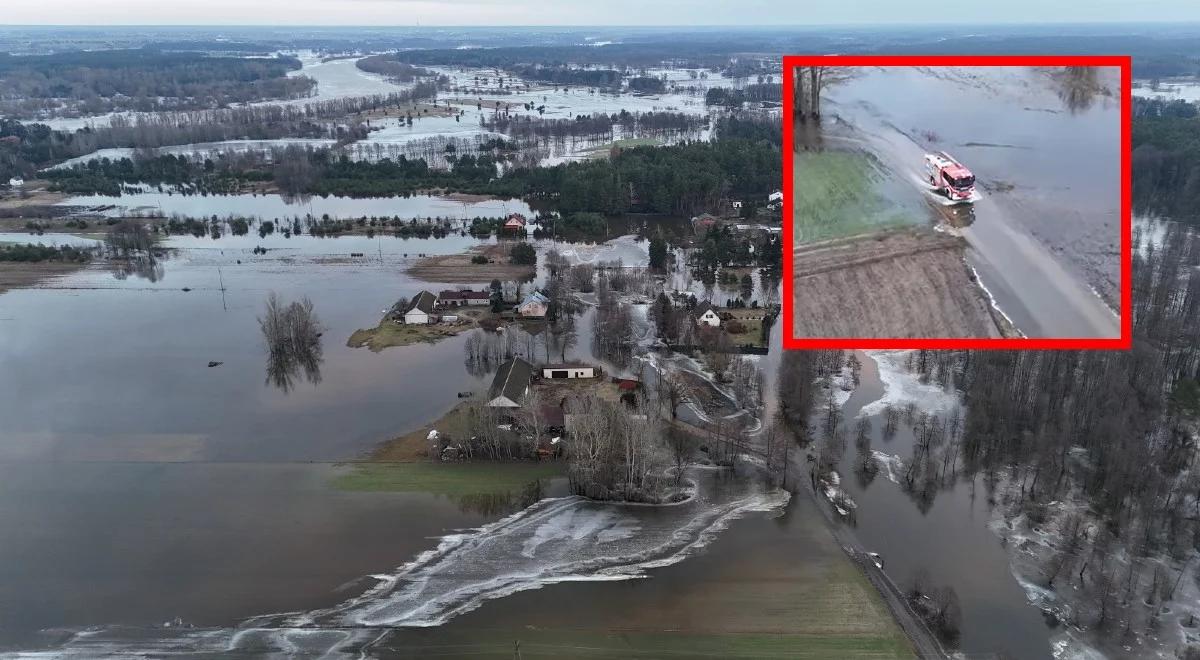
829,366,856,407
870,450,904,484
1051,631,1109,660
858,350,960,418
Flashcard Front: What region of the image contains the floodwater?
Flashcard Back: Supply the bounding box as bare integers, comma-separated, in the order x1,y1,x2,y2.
821,66,1122,338
32,53,410,131
0,223,753,654
56,192,532,222
1,223,1070,658
824,350,1056,659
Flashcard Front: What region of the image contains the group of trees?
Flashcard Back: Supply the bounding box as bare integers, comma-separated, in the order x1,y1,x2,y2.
0,242,94,263
508,65,622,88
1133,102,1200,223
561,394,680,503
0,50,314,117
258,292,324,393
2,79,443,182
354,55,436,83
704,83,781,108
482,110,705,147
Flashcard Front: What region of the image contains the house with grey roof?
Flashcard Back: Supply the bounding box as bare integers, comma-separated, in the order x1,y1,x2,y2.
404,291,438,324
487,358,535,408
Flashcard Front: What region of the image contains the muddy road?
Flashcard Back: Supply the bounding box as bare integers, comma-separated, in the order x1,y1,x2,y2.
820,66,1122,339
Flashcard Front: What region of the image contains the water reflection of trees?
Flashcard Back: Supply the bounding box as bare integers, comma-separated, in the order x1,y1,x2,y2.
106,219,167,282
110,254,166,282
454,479,545,517
259,292,324,393
1053,66,1105,114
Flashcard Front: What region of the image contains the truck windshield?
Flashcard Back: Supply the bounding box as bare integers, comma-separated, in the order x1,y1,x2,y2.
946,173,974,189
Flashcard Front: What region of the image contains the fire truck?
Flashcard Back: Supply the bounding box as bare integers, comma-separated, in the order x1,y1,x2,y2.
923,152,977,203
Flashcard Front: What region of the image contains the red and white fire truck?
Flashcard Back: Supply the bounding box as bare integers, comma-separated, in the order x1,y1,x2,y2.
923,152,977,203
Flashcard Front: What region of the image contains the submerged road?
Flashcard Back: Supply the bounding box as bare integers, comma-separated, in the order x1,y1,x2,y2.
959,197,1120,338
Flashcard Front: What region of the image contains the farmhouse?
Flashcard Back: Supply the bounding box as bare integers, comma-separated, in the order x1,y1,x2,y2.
487,358,534,408
503,213,527,231
691,213,719,234
7,177,24,188
541,364,596,379
692,301,722,327
437,289,490,307
404,290,438,325
517,290,549,318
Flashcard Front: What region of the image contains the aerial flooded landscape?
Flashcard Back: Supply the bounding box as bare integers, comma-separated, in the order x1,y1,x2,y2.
2,9,1200,660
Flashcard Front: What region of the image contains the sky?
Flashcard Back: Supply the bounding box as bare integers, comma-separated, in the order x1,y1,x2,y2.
2,0,1198,27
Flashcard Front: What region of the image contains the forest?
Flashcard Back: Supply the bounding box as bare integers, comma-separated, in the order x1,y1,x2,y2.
481,111,706,145
41,114,781,218
506,65,622,88
353,55,437,83
704,83,782,107
0,81,441,182
0,50,314,117
1132,107,1200,222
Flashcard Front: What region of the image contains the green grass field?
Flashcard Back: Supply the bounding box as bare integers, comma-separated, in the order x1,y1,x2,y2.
383,629,913,658
331,461,565,496
792,150,918,243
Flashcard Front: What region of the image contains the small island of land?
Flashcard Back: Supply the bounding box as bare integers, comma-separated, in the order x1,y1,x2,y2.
347,306,489,351
407,243,536,283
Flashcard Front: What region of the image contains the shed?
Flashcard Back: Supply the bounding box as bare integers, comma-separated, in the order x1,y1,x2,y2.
541,364,596,379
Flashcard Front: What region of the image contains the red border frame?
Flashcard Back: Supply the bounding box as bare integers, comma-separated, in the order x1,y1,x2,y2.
781,54,1132,350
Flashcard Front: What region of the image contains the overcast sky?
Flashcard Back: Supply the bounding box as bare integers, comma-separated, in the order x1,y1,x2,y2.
2,0,1197,27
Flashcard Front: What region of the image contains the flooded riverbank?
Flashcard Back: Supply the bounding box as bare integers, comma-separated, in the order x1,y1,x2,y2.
814,350,1059,659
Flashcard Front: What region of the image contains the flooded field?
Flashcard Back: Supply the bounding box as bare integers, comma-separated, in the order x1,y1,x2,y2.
813,66,1122,338
55,191,533,222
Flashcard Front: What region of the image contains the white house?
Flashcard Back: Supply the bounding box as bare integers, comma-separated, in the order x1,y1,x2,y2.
404,290,438,325
693,301,722,327
541,364,596,379
487,358,534,407
517,290,549,318
768,191,783,204
7,177,24,188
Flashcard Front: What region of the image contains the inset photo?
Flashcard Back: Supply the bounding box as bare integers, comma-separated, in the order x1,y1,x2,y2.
782,56,1130,349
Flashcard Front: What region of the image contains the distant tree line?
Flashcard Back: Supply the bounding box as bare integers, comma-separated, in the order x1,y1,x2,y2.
1,81,443,182
354,55,437,83
0,50,314,117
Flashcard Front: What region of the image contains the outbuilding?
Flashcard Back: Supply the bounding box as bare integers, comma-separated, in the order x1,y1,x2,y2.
404,290,438,324
541,364,596,379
